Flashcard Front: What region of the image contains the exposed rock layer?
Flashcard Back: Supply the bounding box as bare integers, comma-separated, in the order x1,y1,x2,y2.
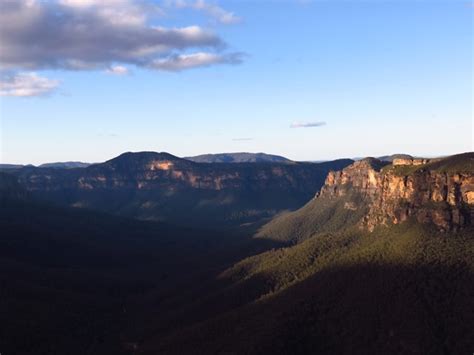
319,153,474,231
7,152,353,227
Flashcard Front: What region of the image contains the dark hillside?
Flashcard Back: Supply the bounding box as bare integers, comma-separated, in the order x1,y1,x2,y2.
140,223,474,355
0,198,280,355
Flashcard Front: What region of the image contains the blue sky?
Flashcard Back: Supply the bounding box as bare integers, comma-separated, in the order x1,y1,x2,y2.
0,0,472,164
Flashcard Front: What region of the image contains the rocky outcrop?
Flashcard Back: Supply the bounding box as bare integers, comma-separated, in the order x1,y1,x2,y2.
392,158,432,166
318,153,474,232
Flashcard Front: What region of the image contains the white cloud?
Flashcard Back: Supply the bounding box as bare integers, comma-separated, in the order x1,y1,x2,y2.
60,0,128,7
105,65,130,75
58,0,161,26
0,0,242,71
290,121,327,128
0,0,244,97
149,52,244,71
0,72,59,97
170,0,241,25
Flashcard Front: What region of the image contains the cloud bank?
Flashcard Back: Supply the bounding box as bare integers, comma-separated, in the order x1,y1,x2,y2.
290,121,327,128
0,0,243,96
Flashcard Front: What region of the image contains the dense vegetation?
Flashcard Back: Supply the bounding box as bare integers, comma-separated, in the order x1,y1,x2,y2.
142,223,474,355
256,191,369,243
0,198,280,355
427,152,474,173
383,152,474,175
3,200,471,355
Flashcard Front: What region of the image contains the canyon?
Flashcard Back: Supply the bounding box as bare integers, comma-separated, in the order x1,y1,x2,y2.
1,151,473,355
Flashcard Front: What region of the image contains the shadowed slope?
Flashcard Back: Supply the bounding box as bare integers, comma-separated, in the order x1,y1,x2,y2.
0,195,282,355
141,223,474,355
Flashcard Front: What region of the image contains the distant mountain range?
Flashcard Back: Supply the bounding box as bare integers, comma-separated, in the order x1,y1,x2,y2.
0,164,30,170
38,161,92,169
185,152,292,163
0,153,432,168
0,153,291,169
0,161,91,169
5,151,353,227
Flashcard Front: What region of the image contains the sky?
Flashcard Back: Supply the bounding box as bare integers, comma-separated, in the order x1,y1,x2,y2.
0,0,472,165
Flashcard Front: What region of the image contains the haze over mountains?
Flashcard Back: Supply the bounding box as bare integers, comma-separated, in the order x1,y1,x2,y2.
1,153,290,169
1,151,473,355
0,162,92,170
1,152,430,169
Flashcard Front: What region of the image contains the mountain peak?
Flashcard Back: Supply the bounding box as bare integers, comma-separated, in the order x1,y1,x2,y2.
110,151,181,162
102,151,187,170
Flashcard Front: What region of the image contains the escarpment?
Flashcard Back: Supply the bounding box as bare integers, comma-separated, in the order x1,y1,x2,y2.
15,152,353,194
319,153,474,231
8,152,353,227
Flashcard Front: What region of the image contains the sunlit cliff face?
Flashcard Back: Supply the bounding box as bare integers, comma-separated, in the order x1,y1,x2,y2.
466,191,474,204
319,159,474,232
148,161,174,171
393,158,434,166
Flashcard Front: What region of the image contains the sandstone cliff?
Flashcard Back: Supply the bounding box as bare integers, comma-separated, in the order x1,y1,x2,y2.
16,152,350,192
319,153,474,231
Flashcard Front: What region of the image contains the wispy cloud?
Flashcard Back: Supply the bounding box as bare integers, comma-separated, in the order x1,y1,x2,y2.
105,65,130,76
149,52,244,71
0,72,59,97
232,137,253,141
169,0,241,25
290,121,326,128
